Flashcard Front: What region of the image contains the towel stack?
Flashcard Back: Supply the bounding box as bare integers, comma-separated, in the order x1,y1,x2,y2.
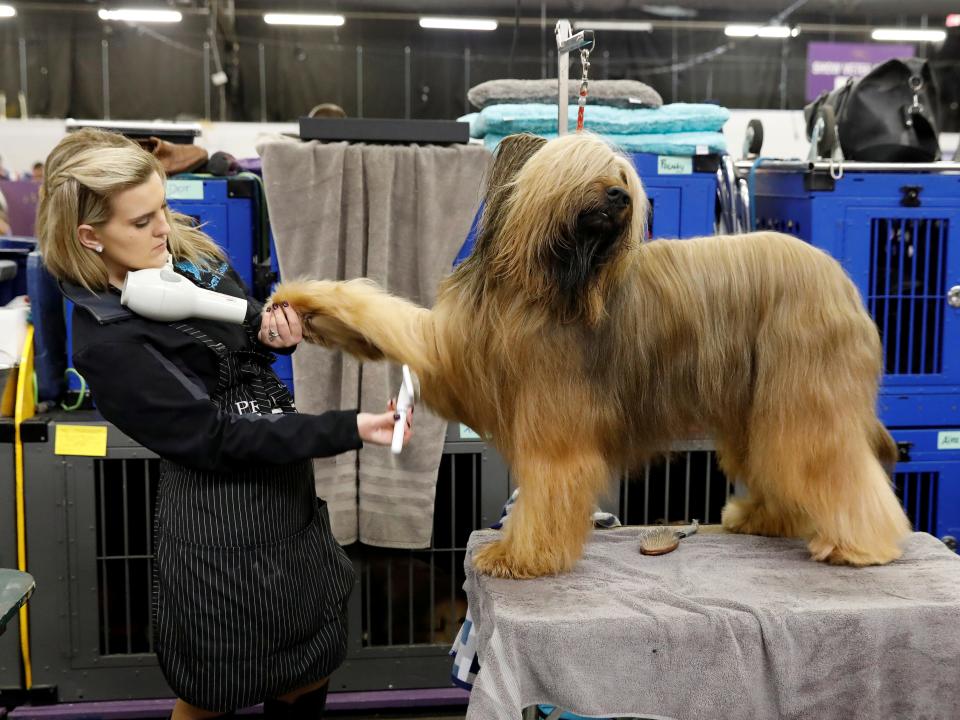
461,79,729,156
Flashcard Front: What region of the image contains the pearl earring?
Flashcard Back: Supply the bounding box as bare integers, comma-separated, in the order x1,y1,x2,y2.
94,245,104,253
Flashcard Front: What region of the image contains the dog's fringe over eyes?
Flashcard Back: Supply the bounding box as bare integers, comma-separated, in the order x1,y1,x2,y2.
270,132,910,579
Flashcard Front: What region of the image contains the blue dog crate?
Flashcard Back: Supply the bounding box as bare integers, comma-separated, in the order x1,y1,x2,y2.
752,164,960,427
267,229,294,394
166,176,258,292
167,175,292,395
890,428,960,548
0,236,36,305
631,152,717,240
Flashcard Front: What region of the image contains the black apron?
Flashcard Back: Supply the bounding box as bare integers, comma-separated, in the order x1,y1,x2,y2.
152,323,355,712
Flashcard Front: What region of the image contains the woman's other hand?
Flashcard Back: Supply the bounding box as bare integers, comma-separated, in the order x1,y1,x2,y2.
357,400,414,447
259,302,303,349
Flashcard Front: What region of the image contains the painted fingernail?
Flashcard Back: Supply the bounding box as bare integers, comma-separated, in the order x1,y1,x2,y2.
393,414,401,421
282,302,289,307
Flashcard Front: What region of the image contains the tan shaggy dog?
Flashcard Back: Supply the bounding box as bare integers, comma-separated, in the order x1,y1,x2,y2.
270,132,911,579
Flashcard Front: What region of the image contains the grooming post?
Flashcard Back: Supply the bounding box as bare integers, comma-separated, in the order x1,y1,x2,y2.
554,20,594,136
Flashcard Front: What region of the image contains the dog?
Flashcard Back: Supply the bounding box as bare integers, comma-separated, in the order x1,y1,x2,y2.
270,132,911,579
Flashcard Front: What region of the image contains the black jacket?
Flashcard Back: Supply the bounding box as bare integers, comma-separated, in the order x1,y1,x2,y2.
63,262,362,472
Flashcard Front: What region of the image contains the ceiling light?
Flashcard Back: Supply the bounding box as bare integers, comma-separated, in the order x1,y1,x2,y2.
98,8,182,23
419,17,498,31
573,20,653,32
725,24,792,38
0,5,15,19
263,13,345,27
871,28,947,42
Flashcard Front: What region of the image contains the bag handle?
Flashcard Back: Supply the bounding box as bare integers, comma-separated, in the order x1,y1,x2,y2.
902,74,939,153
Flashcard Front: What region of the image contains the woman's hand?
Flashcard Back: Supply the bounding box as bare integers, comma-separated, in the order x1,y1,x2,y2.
357,400,414,447
259,302,303,349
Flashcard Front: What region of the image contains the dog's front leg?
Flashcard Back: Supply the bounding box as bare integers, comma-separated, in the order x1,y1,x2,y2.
473,450,609,578
270,279,437,375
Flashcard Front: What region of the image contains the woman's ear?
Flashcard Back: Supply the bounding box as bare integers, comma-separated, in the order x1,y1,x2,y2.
77,225,103,253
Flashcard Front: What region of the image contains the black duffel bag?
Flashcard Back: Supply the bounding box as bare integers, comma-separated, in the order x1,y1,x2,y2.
804,57,941,162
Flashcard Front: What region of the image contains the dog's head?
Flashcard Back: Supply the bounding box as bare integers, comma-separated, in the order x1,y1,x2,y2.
482,133,647,324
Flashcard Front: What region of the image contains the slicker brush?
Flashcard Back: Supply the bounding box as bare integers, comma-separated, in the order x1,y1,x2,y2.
639,520,700,556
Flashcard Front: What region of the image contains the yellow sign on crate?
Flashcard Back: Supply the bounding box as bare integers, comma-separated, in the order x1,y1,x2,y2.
54,424,108,457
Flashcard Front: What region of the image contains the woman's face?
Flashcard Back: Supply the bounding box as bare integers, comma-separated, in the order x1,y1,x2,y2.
79,171,171,285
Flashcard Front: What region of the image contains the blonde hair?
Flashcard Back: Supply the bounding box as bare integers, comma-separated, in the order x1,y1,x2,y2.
37,128,225,290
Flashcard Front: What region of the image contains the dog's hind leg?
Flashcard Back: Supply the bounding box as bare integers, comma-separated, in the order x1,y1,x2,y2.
721,492,811,538
744,412,910,566
269,279,438,377
472,449,610,579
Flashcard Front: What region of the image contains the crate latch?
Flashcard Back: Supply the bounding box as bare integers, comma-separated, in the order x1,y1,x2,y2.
900,186,922,207
896,441,913,463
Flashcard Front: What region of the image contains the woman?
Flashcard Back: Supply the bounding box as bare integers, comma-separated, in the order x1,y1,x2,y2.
37,128,411,719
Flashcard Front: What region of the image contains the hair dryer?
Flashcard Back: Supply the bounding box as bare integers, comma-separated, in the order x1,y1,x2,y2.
121,267,247,323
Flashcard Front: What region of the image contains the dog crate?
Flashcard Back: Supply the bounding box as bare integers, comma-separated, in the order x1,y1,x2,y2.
0,238,36,306
890,428,960,549
13,413,510,702
0,419,24,699
630,153,718,240
612,439,734,526
165,176,262,295
751,163,960,428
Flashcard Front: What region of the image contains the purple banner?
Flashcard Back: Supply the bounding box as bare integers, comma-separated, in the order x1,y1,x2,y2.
806,42,914,101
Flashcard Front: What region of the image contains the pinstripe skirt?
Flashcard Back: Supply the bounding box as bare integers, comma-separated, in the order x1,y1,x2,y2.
153,459,355,711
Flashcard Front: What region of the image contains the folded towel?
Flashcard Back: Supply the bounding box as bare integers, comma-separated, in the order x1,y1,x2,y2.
468,78,663,110
483,131,727,156
471,102,729,138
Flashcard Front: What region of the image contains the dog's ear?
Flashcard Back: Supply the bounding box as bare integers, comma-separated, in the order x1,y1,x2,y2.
474,134,548,256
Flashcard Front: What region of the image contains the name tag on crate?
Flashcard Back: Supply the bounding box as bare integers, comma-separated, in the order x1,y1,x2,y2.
459,424,481,440
937,431,960,450
657,156,693,175
166,179,205,201
54,424,108,457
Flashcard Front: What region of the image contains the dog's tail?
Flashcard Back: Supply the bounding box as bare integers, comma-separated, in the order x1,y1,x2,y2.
270,278,439,376
871,421,899,477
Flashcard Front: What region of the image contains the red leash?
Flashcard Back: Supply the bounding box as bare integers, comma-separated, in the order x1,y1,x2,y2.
576,48,591,132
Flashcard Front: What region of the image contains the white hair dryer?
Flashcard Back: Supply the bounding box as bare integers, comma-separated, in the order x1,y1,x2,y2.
121,267,247,323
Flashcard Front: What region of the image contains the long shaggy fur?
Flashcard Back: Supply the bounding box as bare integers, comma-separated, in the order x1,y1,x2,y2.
272,132,911,579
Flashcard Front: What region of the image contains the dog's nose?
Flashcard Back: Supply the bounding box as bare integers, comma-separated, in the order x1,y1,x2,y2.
606,186,630,208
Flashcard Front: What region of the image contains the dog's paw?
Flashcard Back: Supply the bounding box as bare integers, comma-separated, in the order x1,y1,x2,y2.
720,497,758,534
472,540,547,579
721,498,808,538
808,536,903,566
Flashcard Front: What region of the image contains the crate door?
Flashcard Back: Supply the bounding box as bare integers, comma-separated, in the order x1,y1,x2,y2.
893,461,960,544
843,207,960,387
167,201,229,263
643,186,680,240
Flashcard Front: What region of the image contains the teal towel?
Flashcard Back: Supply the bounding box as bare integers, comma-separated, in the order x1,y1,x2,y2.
467,102,729,138
482,130,727,157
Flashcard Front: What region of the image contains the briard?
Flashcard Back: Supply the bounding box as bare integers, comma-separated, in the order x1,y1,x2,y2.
270,132,911,579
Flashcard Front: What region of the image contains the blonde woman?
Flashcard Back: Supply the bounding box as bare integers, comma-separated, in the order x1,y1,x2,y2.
37,128,412,720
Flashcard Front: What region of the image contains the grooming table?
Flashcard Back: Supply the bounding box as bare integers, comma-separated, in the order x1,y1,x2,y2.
464,528,960,720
